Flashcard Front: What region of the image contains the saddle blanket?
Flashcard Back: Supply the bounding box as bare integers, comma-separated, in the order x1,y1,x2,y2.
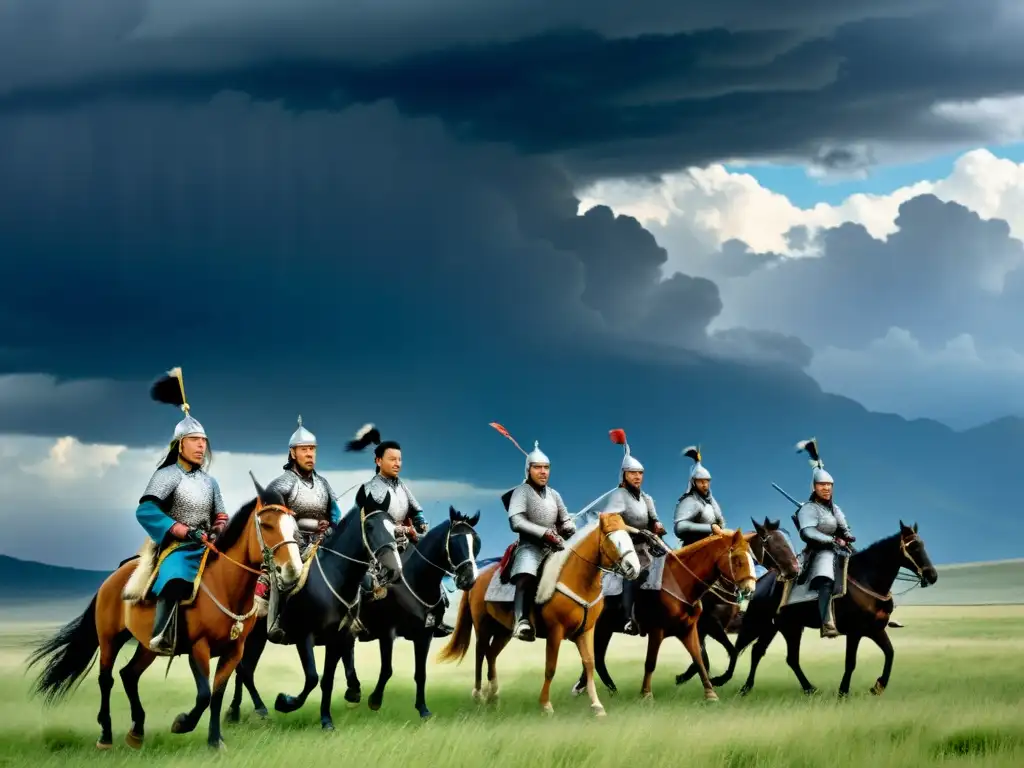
600,556,665,597
121,539,210,606
779,555,848,609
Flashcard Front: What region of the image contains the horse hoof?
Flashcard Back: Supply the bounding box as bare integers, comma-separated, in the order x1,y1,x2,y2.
96,740,113,751
570,682,584,697
739,685,751,697
540,702,554,715
208,739,226,751
838,690,849,700
254,707,269,720
125,730,144,750
274,694,298,713
591,705,606,718
344,688,361,707
606,685,618,696
225,707,240,724
641,691,653,701
703,691,719,702
803,687,818,696
322,719,335,732
367,696,383,712
870,682,885,696
710,676,727,687
419,710,433,720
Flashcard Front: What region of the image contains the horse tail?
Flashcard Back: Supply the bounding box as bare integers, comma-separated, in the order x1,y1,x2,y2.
435,589,473,664
26,592,100,706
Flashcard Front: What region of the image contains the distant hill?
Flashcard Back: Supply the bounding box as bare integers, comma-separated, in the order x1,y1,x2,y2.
0,555,108,603
895,558,1024,606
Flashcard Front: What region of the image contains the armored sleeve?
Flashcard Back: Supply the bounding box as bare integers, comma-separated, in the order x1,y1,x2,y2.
320,475,340,501
797,503,833,545
674,495,713,538
211,477,227,518
140,466,182,507
552,489,575,535
507,486,549,539
711,499,725,527
643,492,660,524
832,505,853,538
265,472,298,502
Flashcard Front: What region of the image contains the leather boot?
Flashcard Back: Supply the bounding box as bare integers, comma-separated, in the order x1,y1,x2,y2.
150,597,178,656
621,579,639,635
817,580,838,638
512,578,536,642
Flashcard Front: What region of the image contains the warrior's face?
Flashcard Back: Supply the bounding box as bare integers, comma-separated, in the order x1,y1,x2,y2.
291,444,316,473
528,463,550,486
179,435,207,467
623,469,643,490
376,447,402,478
814,481,833,502
694,477,710,495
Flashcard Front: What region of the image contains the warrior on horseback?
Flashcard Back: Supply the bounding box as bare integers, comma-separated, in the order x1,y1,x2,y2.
345,424,453,636
603,429,666,635
262,415,344,643
135,368,228,656
794,437,856,638
673,446,728,547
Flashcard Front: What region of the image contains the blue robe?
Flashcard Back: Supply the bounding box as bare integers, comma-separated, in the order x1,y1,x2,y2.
135,500,206,596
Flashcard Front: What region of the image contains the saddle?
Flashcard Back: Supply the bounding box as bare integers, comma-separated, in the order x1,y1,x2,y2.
121,538,210,606
497,542,518,584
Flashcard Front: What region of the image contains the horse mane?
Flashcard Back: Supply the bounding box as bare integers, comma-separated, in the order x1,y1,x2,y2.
674,533,731,560
210,498,259,552
536,520,598,604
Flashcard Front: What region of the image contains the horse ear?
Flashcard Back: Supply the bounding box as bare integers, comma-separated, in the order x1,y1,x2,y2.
449,505,457,519
731,529,744,544
248,470,266,505
751,517,765,534
470,511,481,526
913,522,918,533
769,519,780,530
899,519,907,531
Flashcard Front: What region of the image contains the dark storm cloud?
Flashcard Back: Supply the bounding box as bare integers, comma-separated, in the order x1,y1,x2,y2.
1,2,1021,179
718,195,1024,352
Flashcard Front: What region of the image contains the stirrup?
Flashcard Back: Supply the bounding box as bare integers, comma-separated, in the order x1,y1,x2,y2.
513,620,535,642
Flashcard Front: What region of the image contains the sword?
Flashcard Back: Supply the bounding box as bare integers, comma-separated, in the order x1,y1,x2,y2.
771,483,802,509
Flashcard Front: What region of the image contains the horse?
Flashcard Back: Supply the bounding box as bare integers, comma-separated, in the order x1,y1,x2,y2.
671,517,802,688
734,520,937,697
26,474,302,751
224,483,403,730
334,506,482,720
228,506,481,727
436,512,641,717
571,528,758,702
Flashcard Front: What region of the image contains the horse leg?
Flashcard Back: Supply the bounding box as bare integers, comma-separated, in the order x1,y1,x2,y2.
206,641,245,750
227,619,269,722
675,615,709,686
781,623,817,694
738,623,778,696
868,628,895,695
118,639,157,750
484,621,510,702
171,639,212,735
338,632,362,707
707,618,739,687
95,630,131,749
539,627,565,714
472,618,491,702
640,626,666,700
837,632,862,697
274,633,319,713
573,630,606,717
318,634,344,730
680,622,718,702
367,626,396,711
412,631,433,719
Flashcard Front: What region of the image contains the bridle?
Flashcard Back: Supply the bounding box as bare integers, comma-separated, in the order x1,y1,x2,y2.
566,522,640,578
401,520,482,610
658,535,756,607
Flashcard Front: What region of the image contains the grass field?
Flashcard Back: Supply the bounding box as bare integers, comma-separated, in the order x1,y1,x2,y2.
1,604,1022,768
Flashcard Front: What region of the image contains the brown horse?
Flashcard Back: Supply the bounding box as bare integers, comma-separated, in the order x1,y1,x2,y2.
436,512,641,716
27,475,302,751
586,529,758,702
671,517,802,688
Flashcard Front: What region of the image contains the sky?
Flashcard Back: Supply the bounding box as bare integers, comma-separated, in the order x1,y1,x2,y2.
2,1,1024,569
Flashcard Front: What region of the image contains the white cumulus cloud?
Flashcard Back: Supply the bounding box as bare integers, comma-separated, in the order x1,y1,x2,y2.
0,434,501,570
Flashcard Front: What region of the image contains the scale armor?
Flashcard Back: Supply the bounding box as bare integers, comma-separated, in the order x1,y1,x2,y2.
362,473,422,524
797,500,852,582
674,492,725,545
142,464,225,530
508,482,572,578
605,487,657,529
266,470,336,524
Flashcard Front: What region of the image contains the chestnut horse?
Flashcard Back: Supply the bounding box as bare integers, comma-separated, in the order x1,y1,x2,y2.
577,529,757,702
436,512,640,716
27,474,302,751
734,521,938,697
671,517,802,688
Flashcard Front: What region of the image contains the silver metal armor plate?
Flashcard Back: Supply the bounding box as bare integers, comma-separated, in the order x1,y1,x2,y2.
797,500,851,582
266,470,334,522
673,492,725,545
363,474,422,524
508,483,572,578
604,487,656,529
143,464,224,530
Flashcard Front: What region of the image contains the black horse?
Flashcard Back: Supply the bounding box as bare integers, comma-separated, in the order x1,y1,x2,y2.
225,484,402,728
569,518,800,697
733,520,937,697
335,506,483,720
673,517,803,688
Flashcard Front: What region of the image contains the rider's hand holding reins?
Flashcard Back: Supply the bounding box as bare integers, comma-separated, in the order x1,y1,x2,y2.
543,529,566,550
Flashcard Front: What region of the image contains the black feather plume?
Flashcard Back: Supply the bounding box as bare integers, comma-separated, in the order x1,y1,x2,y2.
346,423,381,452
150,368,186,410
795,438,823,467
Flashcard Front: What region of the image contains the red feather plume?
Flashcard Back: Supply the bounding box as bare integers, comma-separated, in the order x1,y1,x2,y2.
609,428,627,445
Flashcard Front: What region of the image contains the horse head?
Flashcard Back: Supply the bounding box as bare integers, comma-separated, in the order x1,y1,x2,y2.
717,529,757,599
248,471,303,591
357,487,403,588
444,506,482,591
899,520,938,587
598,512,641,581
750,516,801,581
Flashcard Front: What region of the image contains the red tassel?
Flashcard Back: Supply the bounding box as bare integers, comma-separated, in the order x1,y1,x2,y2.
609,428,627,445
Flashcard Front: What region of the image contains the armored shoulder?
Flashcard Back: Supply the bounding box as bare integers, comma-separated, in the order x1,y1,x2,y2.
319,473,340,500
265,472,298,499
674,494,700,518
141,465,182,503
603,488,628,514
643,491,657,514
363,475,389,504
